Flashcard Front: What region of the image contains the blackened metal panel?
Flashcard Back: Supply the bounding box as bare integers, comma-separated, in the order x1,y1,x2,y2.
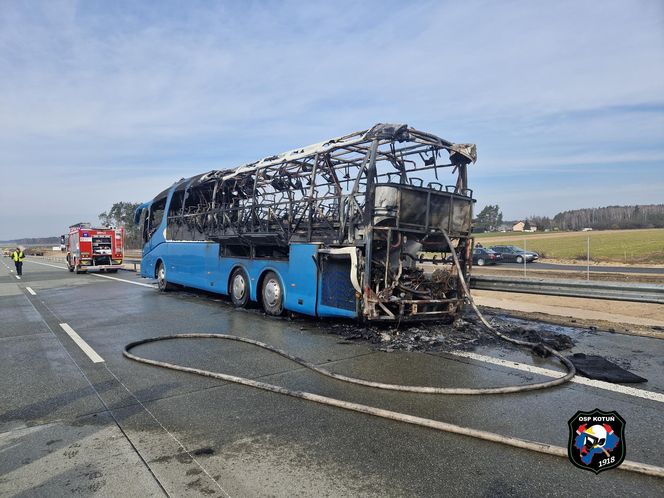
399,189,427,227
428,194,452,233
451,199,473,233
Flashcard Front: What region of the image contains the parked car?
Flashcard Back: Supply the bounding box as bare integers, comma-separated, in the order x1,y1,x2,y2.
489,245,539,263
472,247,501,266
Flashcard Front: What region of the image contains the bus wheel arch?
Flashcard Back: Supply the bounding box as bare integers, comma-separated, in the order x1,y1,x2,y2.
259,270,285,316
229,266,250,308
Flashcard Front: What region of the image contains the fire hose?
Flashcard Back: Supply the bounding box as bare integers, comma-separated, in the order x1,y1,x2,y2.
123,231,664,478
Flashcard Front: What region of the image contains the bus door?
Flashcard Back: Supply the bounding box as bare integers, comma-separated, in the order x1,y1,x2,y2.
315,247,360,319
283,244,319,316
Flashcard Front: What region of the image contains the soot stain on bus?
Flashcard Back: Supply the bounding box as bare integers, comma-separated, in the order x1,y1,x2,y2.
135,123,478,322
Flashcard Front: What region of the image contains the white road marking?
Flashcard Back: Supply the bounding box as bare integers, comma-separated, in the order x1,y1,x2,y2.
449,350,664,403
24,260,67,270
25,259,156,288
59,323,104,363
26,287,36,295
91,273,156,288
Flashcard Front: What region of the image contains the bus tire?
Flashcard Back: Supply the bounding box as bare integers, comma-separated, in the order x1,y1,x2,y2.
261,271,284,316
157,261,175,291
230,268,250,308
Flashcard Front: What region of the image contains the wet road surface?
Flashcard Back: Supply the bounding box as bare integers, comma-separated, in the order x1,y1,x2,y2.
1,256,663,496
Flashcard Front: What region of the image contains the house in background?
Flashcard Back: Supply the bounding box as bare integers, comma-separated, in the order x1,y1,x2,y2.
512,221,538,232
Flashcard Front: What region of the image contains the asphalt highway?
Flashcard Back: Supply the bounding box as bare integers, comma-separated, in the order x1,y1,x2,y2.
1,256,663,496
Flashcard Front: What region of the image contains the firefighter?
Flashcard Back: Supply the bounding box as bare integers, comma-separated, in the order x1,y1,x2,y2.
11,247,25,276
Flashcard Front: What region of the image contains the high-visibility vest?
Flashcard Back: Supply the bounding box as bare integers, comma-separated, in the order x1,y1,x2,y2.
12,251,24,262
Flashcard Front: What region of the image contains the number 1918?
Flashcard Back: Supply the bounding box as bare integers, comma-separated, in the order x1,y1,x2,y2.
598,456,615,467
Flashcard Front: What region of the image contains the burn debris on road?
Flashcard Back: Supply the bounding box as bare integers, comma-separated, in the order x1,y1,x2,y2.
317,312,575,354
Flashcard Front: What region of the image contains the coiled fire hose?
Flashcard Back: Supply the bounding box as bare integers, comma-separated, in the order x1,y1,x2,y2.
123,232,664,478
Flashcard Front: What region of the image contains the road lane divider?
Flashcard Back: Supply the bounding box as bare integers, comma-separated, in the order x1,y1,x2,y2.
90,273,156,288
25,259,156,288
26,287,36,295
24,260,67,269
448,350,664,404
59,323,104,363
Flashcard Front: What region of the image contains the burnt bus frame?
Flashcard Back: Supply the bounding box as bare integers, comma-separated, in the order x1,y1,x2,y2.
145,123,477,321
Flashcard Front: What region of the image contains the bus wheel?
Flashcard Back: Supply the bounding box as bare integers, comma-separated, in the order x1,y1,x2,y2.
230,268,250,308
261,271,284,316
157,262,175,291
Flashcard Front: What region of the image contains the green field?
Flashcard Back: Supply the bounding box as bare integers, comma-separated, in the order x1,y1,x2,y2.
475,228,664,264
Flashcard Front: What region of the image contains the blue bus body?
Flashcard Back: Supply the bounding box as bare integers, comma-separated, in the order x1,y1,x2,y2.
139,197,357,318
136,124,477,321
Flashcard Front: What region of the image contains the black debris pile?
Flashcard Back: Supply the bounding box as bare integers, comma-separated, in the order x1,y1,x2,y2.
568,353,647,383
317,315,576,354
501,325,576,352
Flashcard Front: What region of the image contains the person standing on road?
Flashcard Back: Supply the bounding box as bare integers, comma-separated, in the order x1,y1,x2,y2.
11,247,25,276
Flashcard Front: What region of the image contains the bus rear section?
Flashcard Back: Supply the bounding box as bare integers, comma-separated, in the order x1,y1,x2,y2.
136,123,477,322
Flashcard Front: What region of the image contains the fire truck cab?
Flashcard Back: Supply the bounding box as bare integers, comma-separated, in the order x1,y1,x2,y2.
66,223,124,273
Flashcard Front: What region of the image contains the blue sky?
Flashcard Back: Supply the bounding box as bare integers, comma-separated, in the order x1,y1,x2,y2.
1,0,663,238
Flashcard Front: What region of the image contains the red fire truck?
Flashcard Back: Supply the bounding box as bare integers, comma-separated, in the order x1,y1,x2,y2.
65,223,124,273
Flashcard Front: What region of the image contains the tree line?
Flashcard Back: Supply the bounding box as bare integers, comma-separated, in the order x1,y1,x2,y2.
0,236,60,245
546,204,664,231
475,204,664,231
99,201,142,249
99,201,664,248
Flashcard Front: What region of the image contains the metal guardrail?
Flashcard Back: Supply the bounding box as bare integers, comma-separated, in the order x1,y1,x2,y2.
469,275,664,304
125,258,141,271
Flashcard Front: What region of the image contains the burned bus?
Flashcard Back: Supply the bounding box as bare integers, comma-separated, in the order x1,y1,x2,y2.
135,123,477,321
